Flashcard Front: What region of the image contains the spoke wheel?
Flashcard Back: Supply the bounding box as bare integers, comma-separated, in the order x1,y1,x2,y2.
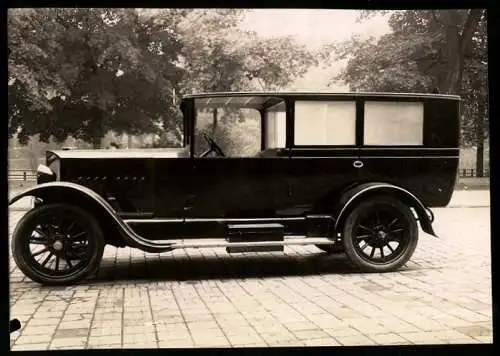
342,196,418,272
12,203,105,286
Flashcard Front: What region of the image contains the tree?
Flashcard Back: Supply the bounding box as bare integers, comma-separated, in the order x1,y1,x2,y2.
322,10,488,175
8,8,184,147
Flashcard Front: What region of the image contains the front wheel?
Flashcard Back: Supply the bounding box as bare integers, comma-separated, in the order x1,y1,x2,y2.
342,196,418,273
11,203,105,286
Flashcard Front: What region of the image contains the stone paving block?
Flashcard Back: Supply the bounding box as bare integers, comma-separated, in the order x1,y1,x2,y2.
383,322,422,333
123,332,157,344
324,326,362,338
436,315,474,328
220,325,257,336
54,328,90,339
292,329,330,340
122,341,158,349
282,321,318,332
195,327,226,338
90,327,122,337
158,339,195,348
187,320,220,331
367,332,408,345
12,343,50,351
444,338,481,344
87,335,122,347
398,331,444,344
89,343,122,349
123,325,155,335
60,313,94,322
20,324,58,336
335,334,378,346
302,338,341,346
454,325,491,338
259,330,298,343
183,313,215,322
225,333,264,345
50,336,88,348
15,334,54,345
472,335,493,343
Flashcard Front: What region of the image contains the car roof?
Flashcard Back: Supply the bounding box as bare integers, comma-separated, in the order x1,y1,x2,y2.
182,91,461,101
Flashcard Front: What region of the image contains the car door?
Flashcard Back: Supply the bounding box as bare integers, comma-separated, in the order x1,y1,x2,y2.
285,99,361,214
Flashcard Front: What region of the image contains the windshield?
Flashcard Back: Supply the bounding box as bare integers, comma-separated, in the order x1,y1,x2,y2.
194,107,261,157
192,96,286,157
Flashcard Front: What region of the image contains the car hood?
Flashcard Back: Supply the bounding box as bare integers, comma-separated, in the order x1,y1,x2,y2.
49,147,189,159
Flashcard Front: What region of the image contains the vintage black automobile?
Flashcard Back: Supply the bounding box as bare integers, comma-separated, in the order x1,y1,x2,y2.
9,92,460,285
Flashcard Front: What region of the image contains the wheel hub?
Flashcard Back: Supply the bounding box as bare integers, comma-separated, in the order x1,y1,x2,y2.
377,230,388,239
52,240,64,251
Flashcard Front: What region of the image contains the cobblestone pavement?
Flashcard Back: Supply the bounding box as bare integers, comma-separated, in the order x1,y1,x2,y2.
9,203,492,350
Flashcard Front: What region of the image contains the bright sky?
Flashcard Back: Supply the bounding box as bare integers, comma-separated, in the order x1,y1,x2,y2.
240,9,391,90
240,9,390,49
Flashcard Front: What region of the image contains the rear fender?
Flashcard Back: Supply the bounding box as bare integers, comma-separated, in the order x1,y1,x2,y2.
9,182,173,252
334,182,437,237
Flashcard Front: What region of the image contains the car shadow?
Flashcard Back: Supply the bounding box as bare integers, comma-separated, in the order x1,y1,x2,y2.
90,252,366,284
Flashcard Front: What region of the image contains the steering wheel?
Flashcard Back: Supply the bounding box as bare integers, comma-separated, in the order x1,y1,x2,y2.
200,132,225,157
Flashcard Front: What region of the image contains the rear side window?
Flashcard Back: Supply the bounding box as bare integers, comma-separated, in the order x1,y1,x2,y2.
364,101,424,146
294,101,356,145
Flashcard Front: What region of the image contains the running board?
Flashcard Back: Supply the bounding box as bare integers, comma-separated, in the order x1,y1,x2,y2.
148,236,337,250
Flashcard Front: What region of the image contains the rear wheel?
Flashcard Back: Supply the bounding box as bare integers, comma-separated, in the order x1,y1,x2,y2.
11,203,105,286
342,196,418,272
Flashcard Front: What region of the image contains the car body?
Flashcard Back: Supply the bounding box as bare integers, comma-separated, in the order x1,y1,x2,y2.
9,91,461,285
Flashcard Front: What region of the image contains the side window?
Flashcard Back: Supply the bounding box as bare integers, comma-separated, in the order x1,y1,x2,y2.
294,101,356,145
364,101,424,145
266,110,286,149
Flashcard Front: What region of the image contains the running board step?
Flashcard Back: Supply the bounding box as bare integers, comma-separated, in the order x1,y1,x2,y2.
226,223,284,253
149,237,337,250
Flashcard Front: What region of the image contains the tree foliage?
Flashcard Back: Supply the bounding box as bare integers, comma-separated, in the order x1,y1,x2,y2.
8,8,184,147
9,8,317,151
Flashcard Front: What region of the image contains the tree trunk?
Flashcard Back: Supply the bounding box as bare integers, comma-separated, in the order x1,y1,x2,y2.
212,108,218,136
439,10,483,94
476,139,484,177
127,134,133,149
475,104,485,177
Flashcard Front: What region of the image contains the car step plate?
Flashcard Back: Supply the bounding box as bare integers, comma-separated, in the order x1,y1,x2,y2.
163,236,337,250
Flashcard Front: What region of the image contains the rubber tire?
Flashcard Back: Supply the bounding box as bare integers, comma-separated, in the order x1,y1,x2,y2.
342,196,418,273
11,203,105,286
316,243,345,254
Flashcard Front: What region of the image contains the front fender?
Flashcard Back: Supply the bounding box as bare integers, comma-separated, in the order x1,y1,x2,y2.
9,182,173,252
334,182,437,237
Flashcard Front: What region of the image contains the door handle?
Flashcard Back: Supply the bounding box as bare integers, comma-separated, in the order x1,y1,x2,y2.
353,160,364,168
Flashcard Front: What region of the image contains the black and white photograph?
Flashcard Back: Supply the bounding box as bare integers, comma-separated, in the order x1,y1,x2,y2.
8,8,491,350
